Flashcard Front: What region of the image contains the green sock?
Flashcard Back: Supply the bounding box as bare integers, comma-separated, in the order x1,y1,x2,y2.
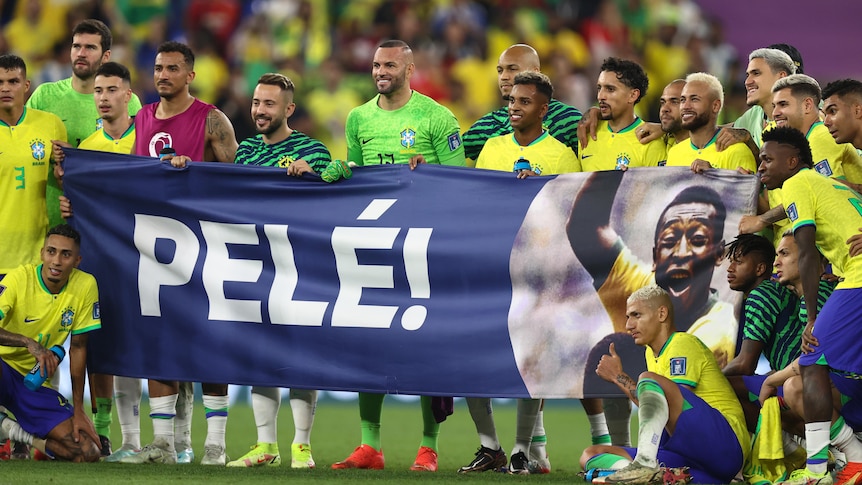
419,396,440,451
585,452,630,470
359,392,384,450
94,397,113,437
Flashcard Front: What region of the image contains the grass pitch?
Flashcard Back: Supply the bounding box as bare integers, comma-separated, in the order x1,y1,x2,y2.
0,398,602,484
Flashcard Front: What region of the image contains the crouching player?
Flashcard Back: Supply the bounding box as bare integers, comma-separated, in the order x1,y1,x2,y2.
0,224,101,461
581,286,749,484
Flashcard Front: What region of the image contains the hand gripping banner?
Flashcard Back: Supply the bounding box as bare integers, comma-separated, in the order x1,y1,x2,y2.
63,149,758,398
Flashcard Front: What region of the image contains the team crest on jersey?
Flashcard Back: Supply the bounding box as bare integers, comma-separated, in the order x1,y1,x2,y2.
60,307,75,330
401,128,416,149
786,202,798,222
96,118,103,130
277,155,295,168
93,302,100,320
30,139,46,161
669,357,687,376
814,159,833,176
615,153,631,170
448,132,462,151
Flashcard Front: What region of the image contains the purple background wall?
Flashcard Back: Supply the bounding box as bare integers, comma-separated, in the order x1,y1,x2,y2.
698,0,862,83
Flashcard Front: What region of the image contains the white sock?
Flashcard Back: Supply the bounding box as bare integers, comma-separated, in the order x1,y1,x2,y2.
587,412,612,444
150,394,178,446
806,422,830,474
831,419,862,462
531,408,547,458
174,382,194,449
289,388,317,445
513,398,541,455
203,394,229,448
633,382,668,468
0,415,34,445
466,397,500,450
604,397,632,447
251,386,280,444
113,376,142,449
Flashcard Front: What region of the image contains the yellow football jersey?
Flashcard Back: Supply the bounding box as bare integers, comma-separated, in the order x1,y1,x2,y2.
0,264,100,381
79,123,136,154
807,122,862,183
0,108,67,274
665,131,757,172
783,169,862,288
646,332,750,453
578,118,666,172
476,131,580,174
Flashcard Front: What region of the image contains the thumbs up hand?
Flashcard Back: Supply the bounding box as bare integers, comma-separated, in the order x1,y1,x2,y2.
596,342,624,384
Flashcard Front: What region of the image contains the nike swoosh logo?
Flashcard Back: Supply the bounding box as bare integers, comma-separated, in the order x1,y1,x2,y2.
581,154,592,159
24,317,39,323
361,138,373,145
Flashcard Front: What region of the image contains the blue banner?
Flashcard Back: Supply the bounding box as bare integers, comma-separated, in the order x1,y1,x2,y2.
63,149,759,398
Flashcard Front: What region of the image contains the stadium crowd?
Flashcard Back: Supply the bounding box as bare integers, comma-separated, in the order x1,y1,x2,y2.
2,1,862,485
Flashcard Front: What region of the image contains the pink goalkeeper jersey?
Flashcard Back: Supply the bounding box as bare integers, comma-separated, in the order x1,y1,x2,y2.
134,98,213,160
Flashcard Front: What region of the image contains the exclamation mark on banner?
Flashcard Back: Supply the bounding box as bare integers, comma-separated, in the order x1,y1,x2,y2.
401,228,432,330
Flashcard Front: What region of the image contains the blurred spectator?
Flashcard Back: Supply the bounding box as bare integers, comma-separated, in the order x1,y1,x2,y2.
189,31,230,105
267,0,332,70
185,0,241,57
305,57,363,160
5,0,56,78
34,40,73,86
700,18,738,88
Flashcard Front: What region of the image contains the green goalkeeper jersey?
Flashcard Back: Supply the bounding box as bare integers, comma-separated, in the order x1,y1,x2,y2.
345,91,465,166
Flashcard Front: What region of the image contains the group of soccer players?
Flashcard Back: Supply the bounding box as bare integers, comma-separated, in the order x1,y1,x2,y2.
2,16,862,485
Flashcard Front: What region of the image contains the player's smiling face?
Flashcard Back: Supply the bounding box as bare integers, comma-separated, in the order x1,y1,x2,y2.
596,70,636,121
653,202,721,308
251,83,294,136
153,51,194,100
659,82,683,134
94,74,131,123
771,89,804,130
71,33,108,80
774,235,800,287
680,80,716,132
0,67,29,111
372,47,412,96
508,83,547,131
40,235,81,292
745,58,783,108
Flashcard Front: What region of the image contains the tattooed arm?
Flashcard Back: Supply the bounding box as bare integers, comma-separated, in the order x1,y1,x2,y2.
595,342,640,406
204,108,238,163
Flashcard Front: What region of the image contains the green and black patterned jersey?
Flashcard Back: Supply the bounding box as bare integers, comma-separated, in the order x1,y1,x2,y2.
235,131,331,173
462,99,582,160
744,279,835,371
345,91,464,166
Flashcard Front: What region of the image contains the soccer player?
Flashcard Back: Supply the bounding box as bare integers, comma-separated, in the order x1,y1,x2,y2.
576,57,666,171
462,71,577,475
657,79,689,160
462,43,582,162
756,126,862,485
0,54,66,277
120,41,238,467
26,19,142,226
53,61,140,462
721,234,801,431
0,224,102,462
582,285,748,484
225,73,330,469
715,48,796,152
665,73,757,172
333,39,465,473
